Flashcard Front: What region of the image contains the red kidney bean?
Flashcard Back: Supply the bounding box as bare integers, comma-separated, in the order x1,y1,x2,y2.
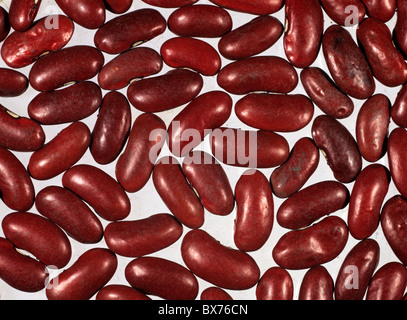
62,164,131,222
55,0,105,29
381,196,407,266
35,186,103,244
104,0,133,13
9,0,42,32
312,115,362,183
152,156,204,229
320,0,366,26
0,104,45,152
94,8,166,54
104,213,183,257
168,4,232,38
217,56,298,95
161,37,222,76
28,81,102,125
182,151,234,216
366,262,407,300
322,25,375,100
0,146,35,212
90,91,131,165
273,216,349,270
235,93,314,132
0,7,10,43
0,68,28,97
168,91,232,157
277,181,349,230
394,0,407,57
181,229,261,290
300,67,354,119
46,248,117,300
388,128,407,199
28,122,91,180
270,137,320,199
335,239,380,300
29,46,104,92
391,83,407,128
299,266,334,300
361,0,396,21
142,0,198,7
98,47,162,91
0,237,48,293
209,0,283,15
356,94,390,162
284,0,324,68
127,68,203,113
200,287,233,300
115,113,166,193
234,169,274,252
256,267,294,300
96,285,151,301
218,15,282,60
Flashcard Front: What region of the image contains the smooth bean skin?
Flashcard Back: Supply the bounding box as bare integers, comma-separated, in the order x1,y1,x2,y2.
299,266,334,300
335,239,380,300
141,0,198,7
387,128,407,199
270,137,320,199
181,229,261,290
0,68,28,97
312,115,362,183
96,285,151,301
167,91,232,157
218,15,282,60
200,287,233,300
28,81,102,125
94,9,166,54
284,0,324,68
391,83,407,128
0,237,48,293
300,67,354,119
234,169,274,252
90,91,131,165
394,0,407,57
2,212,71,269
55,0,105,29
320,0,366,26
322,25,375,100
256,267,294,300
104,0,133,13
366,262,407,300
62,164,131,222
277,181,349,230
273,216,349,270
209,0,283,15
0,7,10,43
127,68,203,113
217,56,298,95
9,0,42,32
235,93,314,132
104,214,183,258
46,248,117,300
182,151,234,216
361,0,396,21
356,94,390,162
35,186,103,244
115,113,166,193
153,156,204,229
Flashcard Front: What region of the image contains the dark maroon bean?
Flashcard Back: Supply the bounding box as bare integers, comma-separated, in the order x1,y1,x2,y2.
0,68,28,97
9,0,42,32
55,0,105,29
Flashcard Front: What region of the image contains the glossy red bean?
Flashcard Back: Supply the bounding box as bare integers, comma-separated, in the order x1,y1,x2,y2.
9,0,42,32
273,216,349,270
322,25,375,100
391,83,407,128
217,56,298,95
168,4,232,38
312,115,362,183
388,128,407,199
90,91,131,165
115,113,166,193
167,91,232,157
46,248,117,300
152,156,204,229
335,239,380,300
125,257,199,300
2,212,71,269
55,0,105,29
209,0,283,15
104,214,183,257
181,229,261,290
0,7,10,43
28,81,102,125
299,266,334,300
356,94,390,162
361,0,396,21
234,169,274,252
0,68,28,97
0,104,45,152
127,68,203,113
394,0,407,57
200,287,233,300
270,137,320,199
35,186,103,244
300,67,354,119
0,237,48,293
62,164,131,222
218,15,282,61
142,0,198,7
182,151,234,216
366,262,407,300
94,9,166,54
256,267,294,300
96,285,151,301
104,0,133,13
284,0,324,68
320,0,366,26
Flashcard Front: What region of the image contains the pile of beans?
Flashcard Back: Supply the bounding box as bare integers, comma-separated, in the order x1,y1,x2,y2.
0,0,406,301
